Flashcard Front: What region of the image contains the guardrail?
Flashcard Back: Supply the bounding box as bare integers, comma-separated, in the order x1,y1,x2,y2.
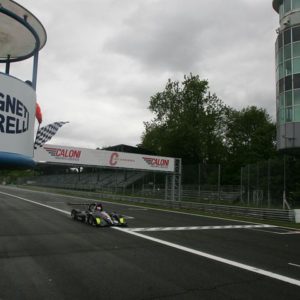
92,191,295,223
19,185,296,223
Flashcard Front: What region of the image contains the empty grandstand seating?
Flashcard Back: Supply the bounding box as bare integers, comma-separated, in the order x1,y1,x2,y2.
22,169,147,192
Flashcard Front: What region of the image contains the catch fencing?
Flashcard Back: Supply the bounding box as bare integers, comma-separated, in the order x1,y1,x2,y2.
27,187,295,223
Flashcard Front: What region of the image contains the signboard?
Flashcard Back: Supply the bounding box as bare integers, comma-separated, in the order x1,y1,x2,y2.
0,73,36,157
34,144,175,172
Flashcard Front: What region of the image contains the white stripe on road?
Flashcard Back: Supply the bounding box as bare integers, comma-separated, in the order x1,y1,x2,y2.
0,191,70,215
0,191,136,219
126,224,276,232
122,215,135,219
1,190,300,287
289,263,300,268
114,227,300,287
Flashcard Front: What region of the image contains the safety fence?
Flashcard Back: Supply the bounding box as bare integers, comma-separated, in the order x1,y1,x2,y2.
98,192,295,223
24,186,295,223
8,153,300,210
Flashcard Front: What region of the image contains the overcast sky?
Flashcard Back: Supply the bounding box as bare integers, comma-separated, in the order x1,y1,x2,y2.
9,0,279,149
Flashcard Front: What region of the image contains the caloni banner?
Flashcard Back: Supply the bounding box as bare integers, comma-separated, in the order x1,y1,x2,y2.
34,144,175,172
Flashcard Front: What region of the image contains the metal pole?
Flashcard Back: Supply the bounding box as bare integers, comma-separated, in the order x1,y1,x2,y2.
32,51,39,90
247,165,250,205
283,154,286,209
5,55,10,74
165,174,168,200
256,162,259,206
172,174,175,201
198,163,201,199
267,159,271,208
218,164,221,201
240,167,243,203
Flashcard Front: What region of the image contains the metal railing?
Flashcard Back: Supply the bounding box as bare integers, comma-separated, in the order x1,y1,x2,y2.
44,187,295,223
100,193,295,222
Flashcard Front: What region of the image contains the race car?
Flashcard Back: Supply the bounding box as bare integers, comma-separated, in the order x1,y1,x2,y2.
70,202,127,227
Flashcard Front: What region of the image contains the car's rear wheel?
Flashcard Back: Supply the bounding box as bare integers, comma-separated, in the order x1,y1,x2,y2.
71,210,77,220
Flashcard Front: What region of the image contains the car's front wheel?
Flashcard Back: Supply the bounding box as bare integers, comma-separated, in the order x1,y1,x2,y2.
87,215,95,226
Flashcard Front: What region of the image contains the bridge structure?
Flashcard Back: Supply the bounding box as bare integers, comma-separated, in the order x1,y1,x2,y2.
34,144,182,202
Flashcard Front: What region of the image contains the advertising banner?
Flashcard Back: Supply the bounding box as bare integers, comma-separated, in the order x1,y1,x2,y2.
34,144,175,172
0,73,36,157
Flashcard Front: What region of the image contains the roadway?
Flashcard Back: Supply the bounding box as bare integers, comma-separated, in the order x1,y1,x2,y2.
0,185,300,299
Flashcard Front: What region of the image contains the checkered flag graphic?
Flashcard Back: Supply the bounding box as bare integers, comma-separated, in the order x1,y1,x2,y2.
34,121,69,149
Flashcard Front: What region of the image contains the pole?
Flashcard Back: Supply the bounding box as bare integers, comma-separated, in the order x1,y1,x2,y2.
198,163,201,199
5,55,10,74
283,155,286,209
240,167,243,203
32,51,39,90
247,165,250,205
218,164,221,202
256,162,259,206
267,159,271,208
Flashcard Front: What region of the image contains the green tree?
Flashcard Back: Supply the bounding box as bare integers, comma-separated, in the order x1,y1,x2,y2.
141,74,229,164
225,106,276,172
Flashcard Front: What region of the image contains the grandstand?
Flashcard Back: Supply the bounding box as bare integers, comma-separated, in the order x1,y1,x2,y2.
21,169,147,193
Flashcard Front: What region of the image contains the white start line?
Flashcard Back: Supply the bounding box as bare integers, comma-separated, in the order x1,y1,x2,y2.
1,190,300,287
124,224,276,232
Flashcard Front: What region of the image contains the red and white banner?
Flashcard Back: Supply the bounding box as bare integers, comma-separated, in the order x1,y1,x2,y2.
34,144,175,172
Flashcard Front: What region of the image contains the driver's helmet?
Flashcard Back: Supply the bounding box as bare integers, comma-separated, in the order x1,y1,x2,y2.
95,203,103,211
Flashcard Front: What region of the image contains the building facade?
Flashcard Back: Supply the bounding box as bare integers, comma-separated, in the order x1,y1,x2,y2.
273,0,300,150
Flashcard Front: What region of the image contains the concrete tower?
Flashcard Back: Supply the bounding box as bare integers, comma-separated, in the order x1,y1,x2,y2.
273,0,300,151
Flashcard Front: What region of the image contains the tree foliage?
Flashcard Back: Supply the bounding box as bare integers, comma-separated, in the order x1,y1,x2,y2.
141,74,277,180
142,74,229,164
225,106,276,166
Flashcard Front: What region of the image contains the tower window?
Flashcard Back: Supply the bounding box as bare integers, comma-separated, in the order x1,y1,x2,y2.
286,107,293,122
293,0,300,10
285,0,292,13
285,75,293,90
294,89,300,104
293,41,300,57
292,26,300,42
294,73,300,88
284,28,291,44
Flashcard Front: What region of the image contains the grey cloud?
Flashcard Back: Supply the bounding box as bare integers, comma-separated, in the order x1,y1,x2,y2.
14,0,279,149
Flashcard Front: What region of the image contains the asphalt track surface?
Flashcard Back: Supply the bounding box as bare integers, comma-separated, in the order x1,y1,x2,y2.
1,186,300,299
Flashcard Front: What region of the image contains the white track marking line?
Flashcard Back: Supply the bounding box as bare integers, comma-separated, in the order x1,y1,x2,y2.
126,224,276,232
0,190,136,219
114,227,300,287
2,190,300,287
0,191,70,215
247,228,283,235
123,215,135,219
289,263,300,268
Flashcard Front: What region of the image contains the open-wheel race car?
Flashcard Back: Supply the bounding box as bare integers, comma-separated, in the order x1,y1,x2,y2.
70,202,127,227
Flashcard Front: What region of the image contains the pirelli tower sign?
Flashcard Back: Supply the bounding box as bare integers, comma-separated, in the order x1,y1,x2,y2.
0,0,47,167
0,74,35,154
